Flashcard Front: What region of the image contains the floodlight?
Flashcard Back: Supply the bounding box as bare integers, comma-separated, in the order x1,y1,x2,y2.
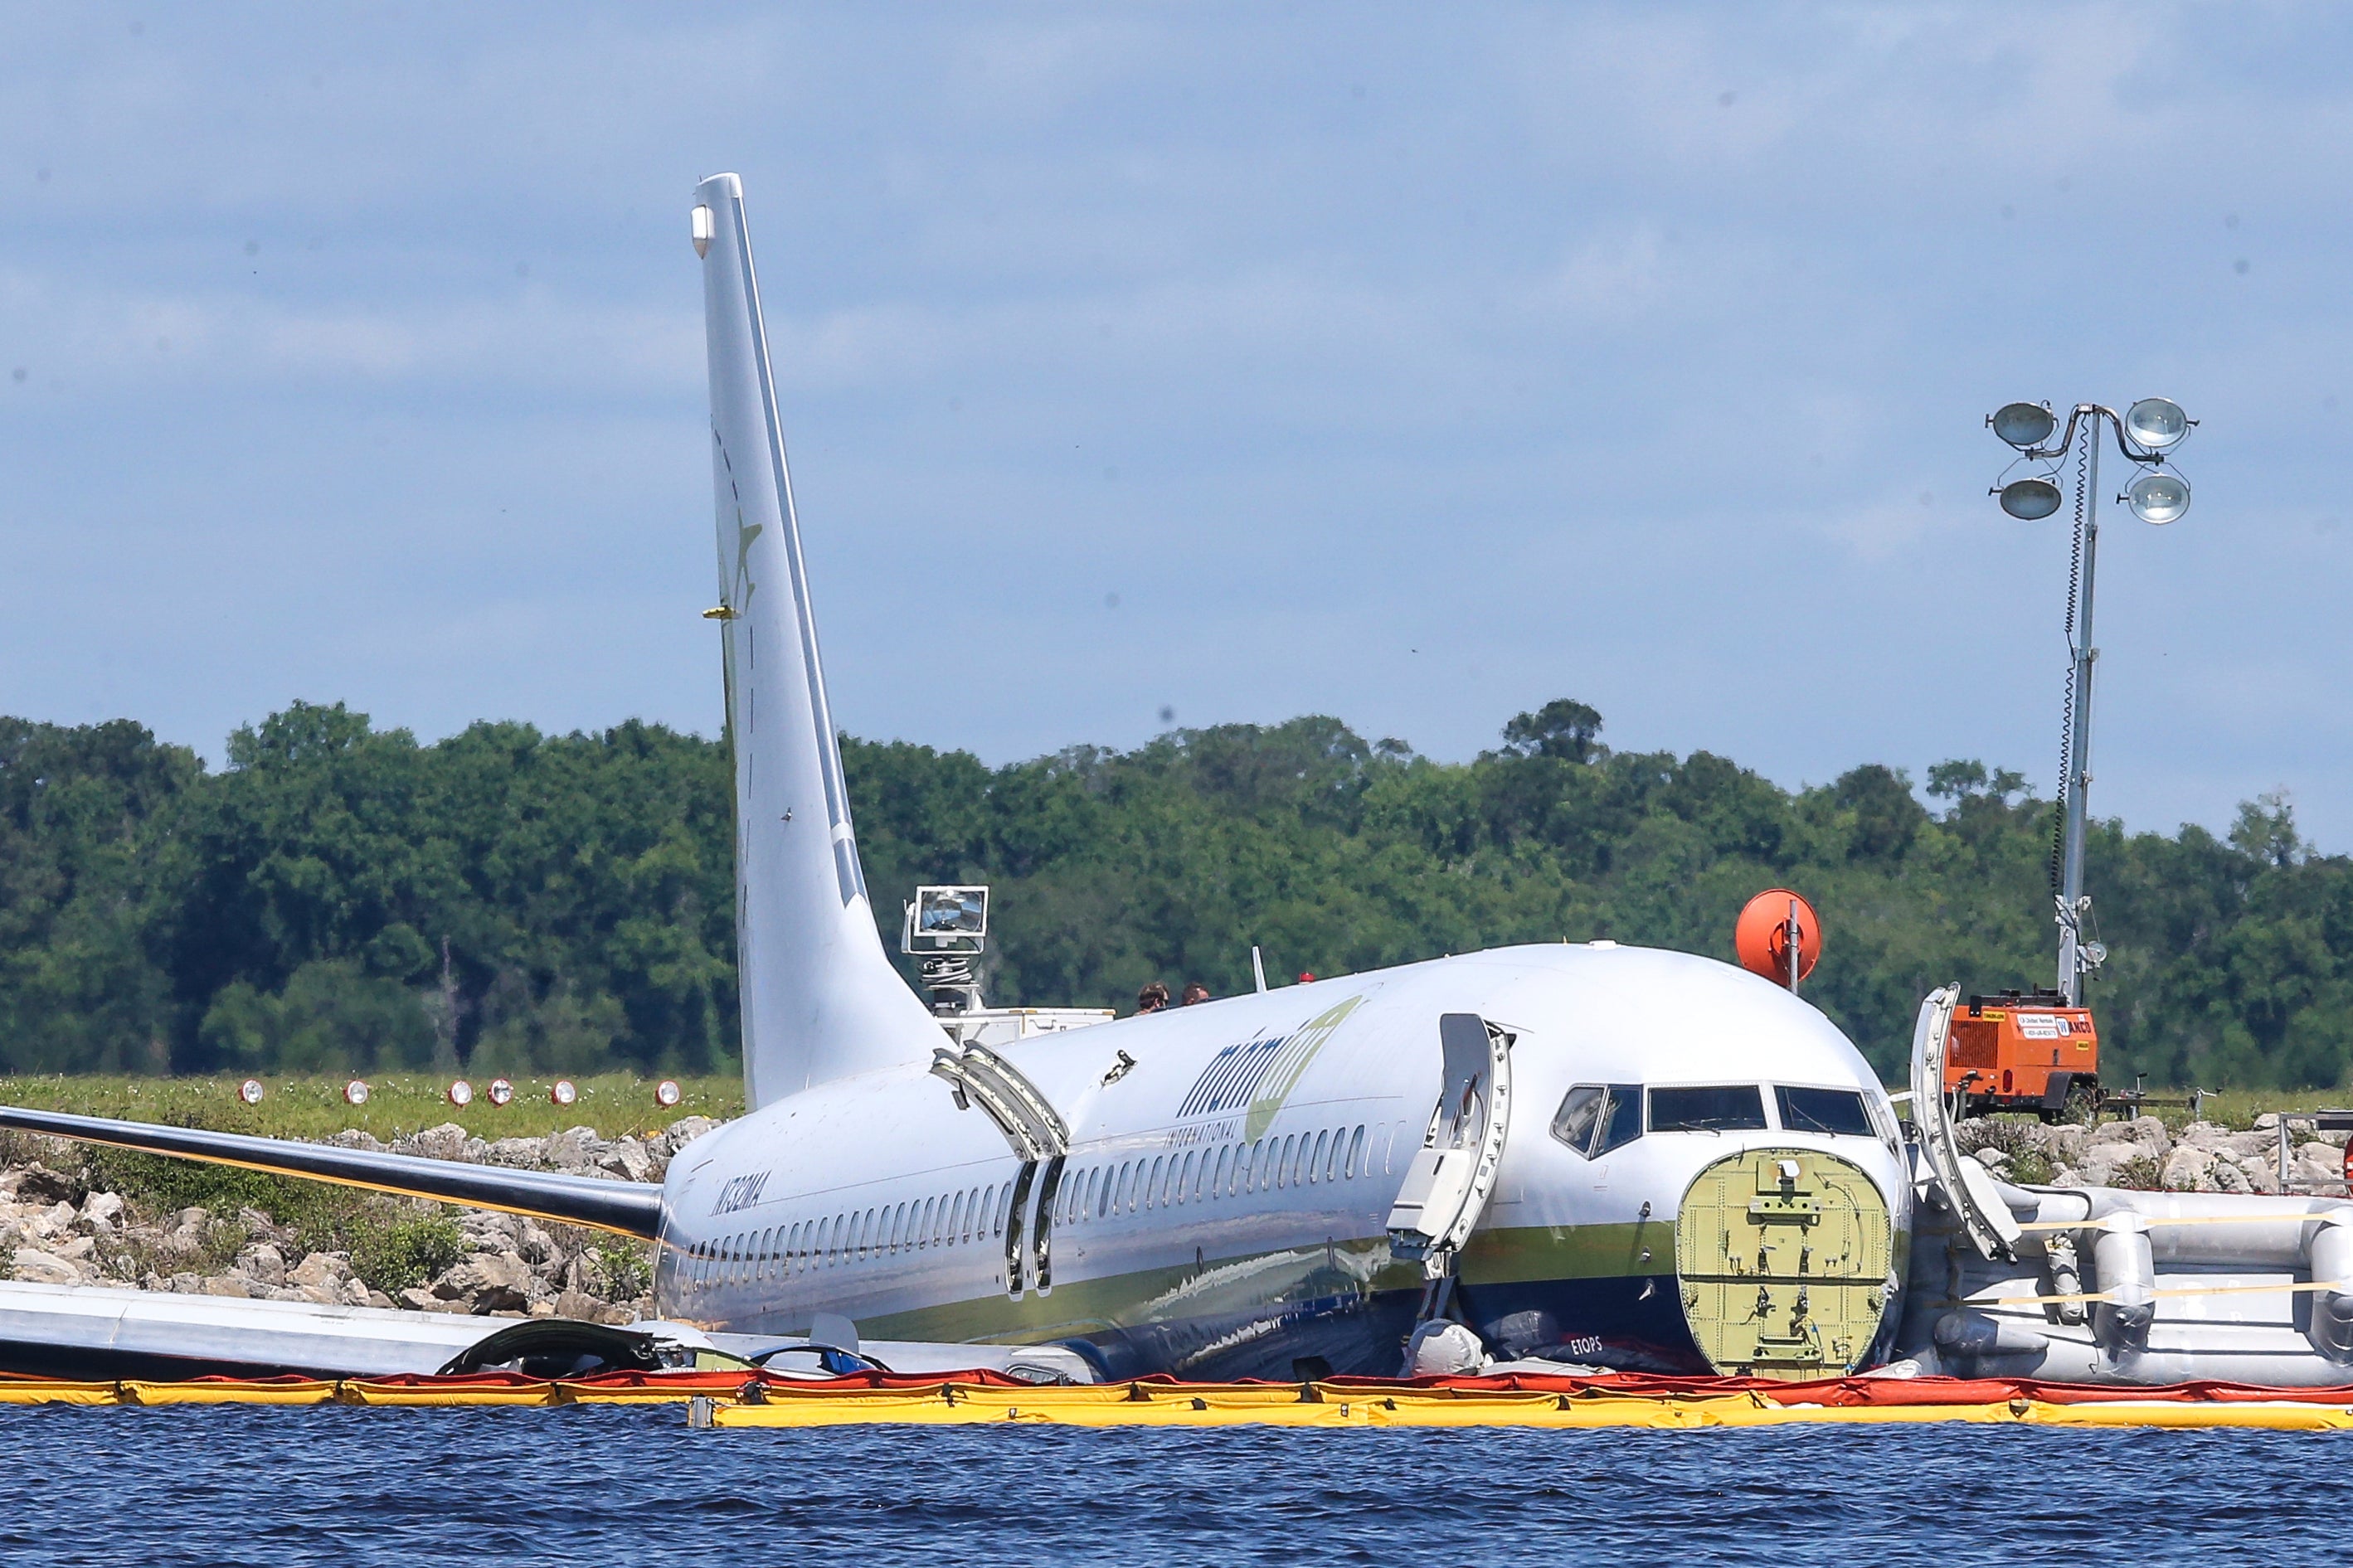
1991,402,2057,450
2123,397,2190,453
2124,470,2190,525
915,885,989,939
1997,477,2065,519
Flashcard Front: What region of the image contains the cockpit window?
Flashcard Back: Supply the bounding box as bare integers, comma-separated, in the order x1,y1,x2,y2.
1596,1085,1642,1154
1549,1085,1604,1152
1549,1084,1644,1158
1649,1085,1767,1132
1775,1085,1875,1137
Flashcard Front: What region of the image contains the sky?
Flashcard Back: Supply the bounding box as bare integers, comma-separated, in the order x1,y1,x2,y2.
3,4,2350,847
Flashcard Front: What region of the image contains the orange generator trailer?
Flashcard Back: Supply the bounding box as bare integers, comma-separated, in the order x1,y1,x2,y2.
1943,988,2099,1120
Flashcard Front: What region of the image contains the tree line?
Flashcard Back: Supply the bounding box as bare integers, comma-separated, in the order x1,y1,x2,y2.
2,697,2346,1089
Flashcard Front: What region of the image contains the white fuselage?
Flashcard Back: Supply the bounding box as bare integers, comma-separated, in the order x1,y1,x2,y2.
649,942,1912,1380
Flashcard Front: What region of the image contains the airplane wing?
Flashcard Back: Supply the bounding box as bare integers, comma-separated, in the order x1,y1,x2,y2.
0,1106,665,1239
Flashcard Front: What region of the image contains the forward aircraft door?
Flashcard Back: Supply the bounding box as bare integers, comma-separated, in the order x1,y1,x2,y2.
1386,1013,1514,1277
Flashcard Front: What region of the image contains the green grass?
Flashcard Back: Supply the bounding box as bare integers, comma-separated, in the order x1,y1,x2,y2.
0,1073,742,1143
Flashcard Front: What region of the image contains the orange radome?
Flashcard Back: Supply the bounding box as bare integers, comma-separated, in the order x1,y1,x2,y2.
1735,888,1821,987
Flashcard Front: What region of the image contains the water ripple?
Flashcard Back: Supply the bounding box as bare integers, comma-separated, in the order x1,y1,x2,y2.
5,1407,2348,1566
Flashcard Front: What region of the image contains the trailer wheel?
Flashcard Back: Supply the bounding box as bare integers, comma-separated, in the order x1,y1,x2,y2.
2061,1078,2101,1125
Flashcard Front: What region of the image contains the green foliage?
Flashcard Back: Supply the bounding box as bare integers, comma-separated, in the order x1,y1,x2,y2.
590,1241,651,1303
348,1215,465,1295
8,696,2353,1092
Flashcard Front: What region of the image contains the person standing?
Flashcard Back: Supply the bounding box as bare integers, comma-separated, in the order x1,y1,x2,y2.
1135,982,1170,1015
1180,983,1211,1007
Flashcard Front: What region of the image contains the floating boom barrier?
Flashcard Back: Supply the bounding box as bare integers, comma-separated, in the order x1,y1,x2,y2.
9,1368,2353,1429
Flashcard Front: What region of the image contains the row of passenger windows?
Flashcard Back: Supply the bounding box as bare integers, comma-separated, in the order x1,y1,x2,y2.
680,1120,1391,1294
1056,1121,1379,1231
684,1181,1014,1294
1548,1082,1876,1158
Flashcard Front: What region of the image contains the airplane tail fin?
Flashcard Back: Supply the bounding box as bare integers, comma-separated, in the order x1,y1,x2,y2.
693,173,944,1107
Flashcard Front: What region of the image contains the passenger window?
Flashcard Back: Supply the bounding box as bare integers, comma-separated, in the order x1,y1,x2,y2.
1650,1085,1768,1132
1145,1156,1164,1209
1775,1085,1876,1137
1214,1145,1232,1196
1307,1129,1329,1184
1345,1124,1365,1178
1179,1150,1198,1202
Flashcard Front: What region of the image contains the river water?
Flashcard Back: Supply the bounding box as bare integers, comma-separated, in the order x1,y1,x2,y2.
7,1406,2341,1565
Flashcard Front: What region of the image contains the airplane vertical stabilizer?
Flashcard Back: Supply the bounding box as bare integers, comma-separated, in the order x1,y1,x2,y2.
693,172,943,1105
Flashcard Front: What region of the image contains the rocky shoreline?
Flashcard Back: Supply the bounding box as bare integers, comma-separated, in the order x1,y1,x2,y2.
2,1117,721,1324
1954,1112,2348,1194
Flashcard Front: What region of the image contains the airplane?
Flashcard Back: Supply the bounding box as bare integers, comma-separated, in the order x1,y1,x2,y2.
0,173,1930,1385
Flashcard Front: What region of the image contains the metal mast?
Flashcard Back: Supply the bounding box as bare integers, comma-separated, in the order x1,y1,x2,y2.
2057,431,2098,1006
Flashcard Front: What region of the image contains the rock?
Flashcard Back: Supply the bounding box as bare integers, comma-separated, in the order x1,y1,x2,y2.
1970,1147,2010,1172
235,1242,288,1289
287,1251,354,1293
527,1300,557,1318
165,1208,212,1255
2161,1147,2215,1192
597,1138,654,1183
2212,1159,2254,1194
2092,1116,2171,1157
201,1276,251,1299
12,1248,83,1286
328,1129,389,1153
545,1128,610,1172
77,1192,126,1233
485,1137,549,1168
366,1290,394,1310
9,1167,77,1206
432,1251,536,1313
2178,1121,2228,1149
397,1285,466,1313
29,1201,75,1239
515,1221,556,1269
168,1272,202,1294
2224,1130,2278,1161
2293,1141,2346,1190
397,1124,471,1163
552,1287,633,1325
2255,1113,2281,1130
237,1207,291,1244
46,1235,94,1263
2044,1126,2091,1168
459,1212,522,1254
665,1116,718,1148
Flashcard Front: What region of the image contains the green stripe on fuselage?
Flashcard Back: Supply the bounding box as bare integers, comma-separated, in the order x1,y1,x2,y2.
850,1221,1655,1348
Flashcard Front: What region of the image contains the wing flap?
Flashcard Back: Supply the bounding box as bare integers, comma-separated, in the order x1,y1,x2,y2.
0,1106,665,1240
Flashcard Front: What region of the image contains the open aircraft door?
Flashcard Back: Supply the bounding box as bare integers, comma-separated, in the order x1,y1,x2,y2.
1387,1013,1514,1308
931,1041,1070,1299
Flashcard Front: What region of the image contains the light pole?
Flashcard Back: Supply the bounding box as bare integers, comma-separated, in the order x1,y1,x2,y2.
1988,398,2194,1005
